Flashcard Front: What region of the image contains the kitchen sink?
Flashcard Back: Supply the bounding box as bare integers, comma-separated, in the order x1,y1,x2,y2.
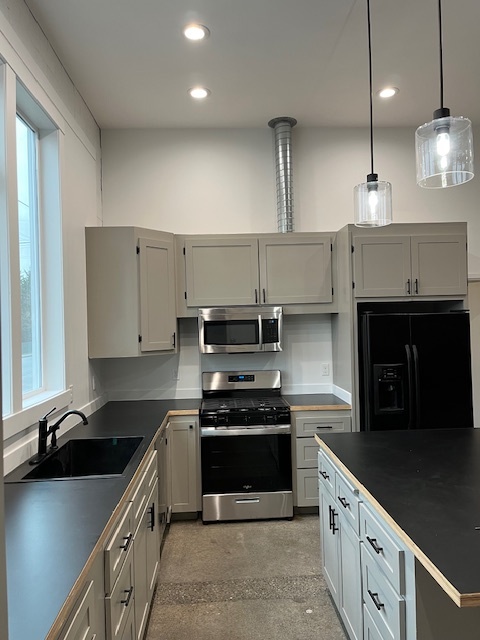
21,436,144,481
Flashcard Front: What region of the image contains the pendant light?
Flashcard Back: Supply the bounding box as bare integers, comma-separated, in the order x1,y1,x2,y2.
415,0,474,188
354,0,392,227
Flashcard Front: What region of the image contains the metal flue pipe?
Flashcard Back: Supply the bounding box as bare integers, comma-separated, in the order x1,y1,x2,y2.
268,116,297,233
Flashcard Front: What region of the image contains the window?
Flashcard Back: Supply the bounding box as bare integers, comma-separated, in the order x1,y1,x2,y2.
16,114,42,396
0,66,68,438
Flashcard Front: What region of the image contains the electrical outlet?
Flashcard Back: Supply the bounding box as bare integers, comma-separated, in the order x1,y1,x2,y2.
172,369,179,381
69,384,74,403
321,363,330,376
92,376,96,391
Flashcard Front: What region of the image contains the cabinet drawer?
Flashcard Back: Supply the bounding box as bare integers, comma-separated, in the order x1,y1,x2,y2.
335,471,361,535
361,545,406,640
318,451,336,497
296,415,350,437
57,580,96,640
296,468,319,507
106,542,135,640
360,503,405,594
296,437,319,468
363,604,384,640
105,502,134,594
130,450,158,531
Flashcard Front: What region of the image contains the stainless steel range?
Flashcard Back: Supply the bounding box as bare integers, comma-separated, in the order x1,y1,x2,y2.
200,370,293,523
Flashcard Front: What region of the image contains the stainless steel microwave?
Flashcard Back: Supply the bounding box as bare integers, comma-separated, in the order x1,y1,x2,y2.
198,307,283,354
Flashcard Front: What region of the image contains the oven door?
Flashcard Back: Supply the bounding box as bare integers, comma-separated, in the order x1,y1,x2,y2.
201,428,292,495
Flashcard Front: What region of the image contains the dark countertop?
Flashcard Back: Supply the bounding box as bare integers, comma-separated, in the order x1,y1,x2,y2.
4,398,200,640
282,393,351,410
317,428,480,606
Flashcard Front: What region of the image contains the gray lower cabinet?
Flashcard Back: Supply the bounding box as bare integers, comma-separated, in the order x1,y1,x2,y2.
133,483,159,640
293,412,351,507
119,597,136,640
318,447,415,640
318,454,362,640
166,417,200,517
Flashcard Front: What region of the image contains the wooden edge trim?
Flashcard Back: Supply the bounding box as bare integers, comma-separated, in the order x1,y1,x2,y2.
45,407,198,639
315,437,479,609
288,404,351,411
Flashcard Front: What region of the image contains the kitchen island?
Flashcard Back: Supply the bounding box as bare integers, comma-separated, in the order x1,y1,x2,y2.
316,428,480,639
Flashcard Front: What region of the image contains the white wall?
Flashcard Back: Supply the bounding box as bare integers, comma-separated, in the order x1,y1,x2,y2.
100,314,335,400
1,0,103,474
100,125,480,410
101,125,480,276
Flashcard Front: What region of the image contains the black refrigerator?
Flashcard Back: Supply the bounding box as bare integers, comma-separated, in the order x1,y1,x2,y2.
358,309,473,431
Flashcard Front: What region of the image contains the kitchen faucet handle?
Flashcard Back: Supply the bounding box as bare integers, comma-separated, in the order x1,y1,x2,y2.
41,406,57,421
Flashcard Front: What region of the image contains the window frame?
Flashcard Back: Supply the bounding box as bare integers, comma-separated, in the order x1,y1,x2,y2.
0,63,69,440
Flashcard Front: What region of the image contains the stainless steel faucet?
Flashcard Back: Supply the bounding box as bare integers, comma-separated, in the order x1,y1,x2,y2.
30,407,88,465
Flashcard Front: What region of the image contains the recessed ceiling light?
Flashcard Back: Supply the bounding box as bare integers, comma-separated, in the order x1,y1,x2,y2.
377,87,399,99
188,87,211,99
183,24,210,41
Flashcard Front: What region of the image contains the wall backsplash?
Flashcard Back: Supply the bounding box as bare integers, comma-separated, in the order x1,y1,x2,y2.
100,314,334,400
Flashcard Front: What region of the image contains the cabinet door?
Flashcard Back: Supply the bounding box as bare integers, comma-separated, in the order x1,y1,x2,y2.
258,235,333,304
319,487,340,604
146,484,160,602
338,512,363,640
411,234,467,296
167,418,199,513
138,237,176,352
296,469,319,507
57,581,96,640
353,236,411,297
133,518,148,640
185,237,259,306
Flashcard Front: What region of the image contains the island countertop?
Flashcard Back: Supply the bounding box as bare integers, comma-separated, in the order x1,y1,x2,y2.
315,428,480,607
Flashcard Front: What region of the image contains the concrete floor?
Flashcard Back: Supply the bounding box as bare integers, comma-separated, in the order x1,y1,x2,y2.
146,514,346,640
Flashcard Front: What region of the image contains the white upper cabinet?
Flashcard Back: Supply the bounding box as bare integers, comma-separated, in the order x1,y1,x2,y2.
353,231,467,298
181,232,334,309
185,236,259,307
259,234,333,304
86,227,177,358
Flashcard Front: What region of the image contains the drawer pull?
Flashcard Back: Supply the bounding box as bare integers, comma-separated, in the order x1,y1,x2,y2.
366,536,383,554
368,589,385,611
316,426,333,430
121,586,134,607
338,496,350,509
120,533,132,552
319,470,330,480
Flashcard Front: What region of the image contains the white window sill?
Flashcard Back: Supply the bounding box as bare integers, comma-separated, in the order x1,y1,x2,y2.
3,388,71,440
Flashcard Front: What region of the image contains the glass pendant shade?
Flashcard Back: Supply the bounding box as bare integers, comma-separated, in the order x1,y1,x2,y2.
415,112,474,188
354,174,392,227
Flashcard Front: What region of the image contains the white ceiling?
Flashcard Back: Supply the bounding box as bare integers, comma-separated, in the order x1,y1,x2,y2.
24,0,480,130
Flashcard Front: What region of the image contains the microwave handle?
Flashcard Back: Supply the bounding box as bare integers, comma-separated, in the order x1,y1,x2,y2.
258,315,263,349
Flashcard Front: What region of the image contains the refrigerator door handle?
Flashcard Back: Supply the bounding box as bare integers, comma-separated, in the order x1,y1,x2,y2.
412,344,421,428
405,344,414,429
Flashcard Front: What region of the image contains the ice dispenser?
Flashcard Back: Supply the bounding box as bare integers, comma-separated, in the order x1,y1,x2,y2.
373,364,404,415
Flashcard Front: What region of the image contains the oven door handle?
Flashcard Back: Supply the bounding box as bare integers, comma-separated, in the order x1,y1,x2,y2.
201,425,291,437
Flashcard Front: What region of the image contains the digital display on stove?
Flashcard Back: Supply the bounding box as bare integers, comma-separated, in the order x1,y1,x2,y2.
228,374,255,383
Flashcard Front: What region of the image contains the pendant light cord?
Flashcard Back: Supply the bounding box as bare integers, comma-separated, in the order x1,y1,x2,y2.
367,0,374,176
438,0,444,109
